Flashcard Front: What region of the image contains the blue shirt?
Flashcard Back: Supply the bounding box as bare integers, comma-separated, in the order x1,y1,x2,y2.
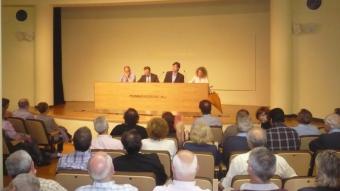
294,124,321,136
193,114,222,127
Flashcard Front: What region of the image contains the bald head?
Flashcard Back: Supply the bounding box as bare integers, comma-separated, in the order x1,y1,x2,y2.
88,152,114,182
247,127,267,149
18,98,29,109
172,150,198,181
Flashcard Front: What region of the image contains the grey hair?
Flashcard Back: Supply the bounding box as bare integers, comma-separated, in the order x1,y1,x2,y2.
247,127,267,148
94,116,109,134
237,115,253,132
88,152,114,182
316,150,340,188
189,124,213,144
5,150,33,177
324,114,340,129
248,147,276,182
11,173,40,191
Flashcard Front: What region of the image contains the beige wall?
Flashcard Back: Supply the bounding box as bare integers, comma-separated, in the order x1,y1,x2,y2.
61,0,270,106
291,0,340,117
2,6,35,111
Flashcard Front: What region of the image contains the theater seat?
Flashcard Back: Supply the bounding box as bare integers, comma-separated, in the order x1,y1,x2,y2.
210,126,223,145
275,151,312,176
194,152,215,179
141,150,172,178
91,149,125,159
8,117,27,134
231,175,282,190
284,176,316,191
195,177,213,191
299,135,319,150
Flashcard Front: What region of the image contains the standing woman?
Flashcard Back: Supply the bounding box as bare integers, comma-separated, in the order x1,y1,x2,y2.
190,66,209,83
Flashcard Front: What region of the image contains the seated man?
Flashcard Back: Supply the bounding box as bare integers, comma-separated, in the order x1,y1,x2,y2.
120,65,136,82
163,62,184,83
239,147,284,191
153,150,210,191
192,100,222,127
309,113,340,152
5,173,40,191
266,108,300,151
110,108,148,139
57,127,92,171
91,116,123,150
293,109,321,136
76,152,137,191
113,129,167,185
12,98,34,119
220,127,296,189
138,66,159,83
5,150,67,191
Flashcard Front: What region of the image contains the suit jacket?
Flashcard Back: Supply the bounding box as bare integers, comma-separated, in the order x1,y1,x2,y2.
110,123,148,139
163,71,184,83
309,132,340,152
222,136,250,165
113,153,167,185
138,73,159,83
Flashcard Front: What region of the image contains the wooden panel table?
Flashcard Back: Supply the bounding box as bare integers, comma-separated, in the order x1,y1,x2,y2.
94,82,209,114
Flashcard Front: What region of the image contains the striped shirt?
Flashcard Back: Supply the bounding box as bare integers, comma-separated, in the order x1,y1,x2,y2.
57,150,91,171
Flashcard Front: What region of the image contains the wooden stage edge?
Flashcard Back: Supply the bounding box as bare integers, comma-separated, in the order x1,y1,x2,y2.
49,101,263,125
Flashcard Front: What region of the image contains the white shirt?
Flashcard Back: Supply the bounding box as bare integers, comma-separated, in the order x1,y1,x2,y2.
190,76,209,83
153,180,211,191
142,138,177,158
240,182,279,191
76,181,137,191
221,151,297,189
171,72,177,83
91,135,124,150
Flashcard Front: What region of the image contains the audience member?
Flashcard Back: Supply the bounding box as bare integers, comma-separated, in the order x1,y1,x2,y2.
12,98,34,119
153,150,210,191
57,127,92,171
293,109,321,136
110,108,148,139
138,66,159,83
113,129,167,185
334,108,340,116
2,98,12,118
5,173,40,191
192,100,222,127
222,112,252,164
5,150,66,191
309,113,340,152
120,65,136,82
266,108,300,151
76,152,137,191
220,127,296,189
239,147,283,191
142,117,177,158
256,106,271,130
299,150,340,191
162,112,176,137
184,124,221,165
91,116,123,150
35,102,69,154
163,62,184,83
223,109,250,137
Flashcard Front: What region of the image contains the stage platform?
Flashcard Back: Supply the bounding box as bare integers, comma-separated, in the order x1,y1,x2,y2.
49,101,263,125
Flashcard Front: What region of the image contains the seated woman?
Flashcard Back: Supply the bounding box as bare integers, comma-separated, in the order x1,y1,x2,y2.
293,109,321,136
299,150,339,191
256,106,271,130
183,124,221,165
141,117,177,158
189,66,209,83
35,102,70,155
161,112,176,137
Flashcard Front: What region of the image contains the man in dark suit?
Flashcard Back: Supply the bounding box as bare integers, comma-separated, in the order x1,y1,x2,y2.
163,62,184,83
138,66,159,83
113,129,167,185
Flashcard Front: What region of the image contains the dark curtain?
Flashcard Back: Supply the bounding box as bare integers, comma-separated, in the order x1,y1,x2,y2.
53,7,65,105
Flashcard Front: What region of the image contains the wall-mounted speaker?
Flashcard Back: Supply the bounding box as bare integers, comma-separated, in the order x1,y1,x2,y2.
16,9,28,22
307,0,322,10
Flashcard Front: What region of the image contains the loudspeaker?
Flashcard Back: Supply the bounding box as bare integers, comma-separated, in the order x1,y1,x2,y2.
16,9,28,22
307,0,322,10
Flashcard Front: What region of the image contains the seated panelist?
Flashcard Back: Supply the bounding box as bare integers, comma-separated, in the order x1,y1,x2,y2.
190,66,209,83
120,65,136,82
163,62,184,83
138,66,159,83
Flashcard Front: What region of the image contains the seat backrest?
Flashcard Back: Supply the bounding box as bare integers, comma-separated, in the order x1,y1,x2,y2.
8,117,27,134
55,172,91,191
91,149,125,159
284,177,316,191
195,152,215,179
2,132,10,155
141,150,172,178
113,171,156,191
25,119,50,145
210,126,223,145
231,175,282,190
276,151,312,176
300,135,319,150
195,177,213,191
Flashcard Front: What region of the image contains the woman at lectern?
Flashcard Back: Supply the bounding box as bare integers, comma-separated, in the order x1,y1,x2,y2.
189,66,209,83
120,65,136,82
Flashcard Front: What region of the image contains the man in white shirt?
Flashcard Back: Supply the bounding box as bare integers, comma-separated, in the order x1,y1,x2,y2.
76,152,137,191
240,147,280,191
91,116,123,150
153,150,210,191
193,100,222,127
220,127,297,189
